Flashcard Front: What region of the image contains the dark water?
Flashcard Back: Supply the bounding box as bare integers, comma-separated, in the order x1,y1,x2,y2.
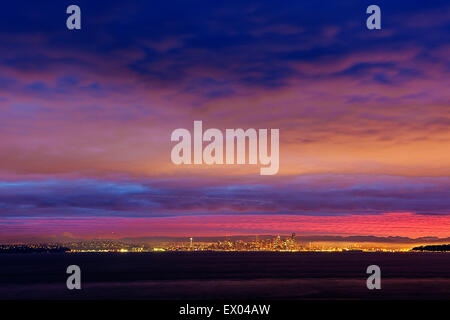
0,252,449,300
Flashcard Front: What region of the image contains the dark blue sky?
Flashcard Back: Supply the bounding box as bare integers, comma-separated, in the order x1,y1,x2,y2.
1,0,448,89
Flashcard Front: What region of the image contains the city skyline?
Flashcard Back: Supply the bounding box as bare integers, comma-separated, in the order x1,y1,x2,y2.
3,232,449,253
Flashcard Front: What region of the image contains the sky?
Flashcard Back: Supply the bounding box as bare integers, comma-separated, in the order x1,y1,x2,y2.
0,0,449,241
